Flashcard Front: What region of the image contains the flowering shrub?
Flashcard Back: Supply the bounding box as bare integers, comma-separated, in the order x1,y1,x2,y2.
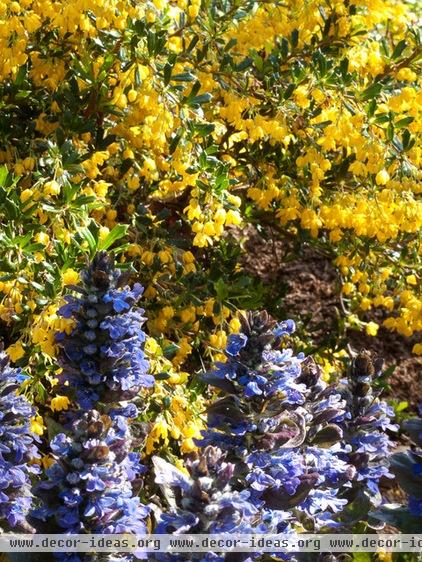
0,349,39,531
0,0,420,556
0,0,420,410
0,250,418,562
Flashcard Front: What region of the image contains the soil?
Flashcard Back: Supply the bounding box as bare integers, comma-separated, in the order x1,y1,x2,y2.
241,226,422,412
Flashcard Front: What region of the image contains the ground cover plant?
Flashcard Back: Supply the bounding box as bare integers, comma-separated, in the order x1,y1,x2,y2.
0,0,420,561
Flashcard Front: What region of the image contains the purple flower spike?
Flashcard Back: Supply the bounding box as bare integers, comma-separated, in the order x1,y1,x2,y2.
0,349,39,531
55,252,154,409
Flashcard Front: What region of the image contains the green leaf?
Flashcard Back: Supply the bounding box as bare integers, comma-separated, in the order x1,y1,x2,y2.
360,82,382,101
194,123,215,136
4,198,19,220
214,278,229,301
280,38,289,59
386,122,394,141
163,343,179,359
392,39,406,60
169,128,184,154
14,64,27,87
339,57,349,76
98,224,129,251
163,62,173,86
188,93,212,106
186,80,201,100
283,84,295,100
395,401,408,412
77,227,98,256
395,116,414,128
235,57,252,71
367,98,377,117
171,72,195,82
402,128,412,150
186,35,199,53
0,166,10,187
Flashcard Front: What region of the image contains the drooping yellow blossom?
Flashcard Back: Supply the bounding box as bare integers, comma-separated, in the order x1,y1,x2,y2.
50,395,71,412
6,341,25,362
30,415,46,436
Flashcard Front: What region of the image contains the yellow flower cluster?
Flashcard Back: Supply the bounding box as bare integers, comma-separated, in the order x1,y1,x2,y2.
145,388,205,455
144,336,205,454
185,190,242,248
214,1,421,348
31,304,74,357
0,0,420,476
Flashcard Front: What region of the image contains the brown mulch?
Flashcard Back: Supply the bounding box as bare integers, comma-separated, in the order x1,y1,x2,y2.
241,226,422,412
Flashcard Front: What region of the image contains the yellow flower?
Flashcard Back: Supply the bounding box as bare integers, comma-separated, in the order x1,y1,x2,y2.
225,209,242,226
342,282,354,295
42,455,55,469
158,250,172,264
34,232,50,245
227,194,241,207
366,321,379,336
145,337,160,355
168,371,188,384
127,89,138,103
294,85,310,109
30,415,45,436
360,297,372,311
406,274,417,285
99,226,110,241
62,268,79,286
50,395,71,412
180,438,196,453
175,458,189,475
20,188,34,203
312,88,325,103
229,317,241,333
162,306,175,319
146,416,169,454
412,343,422,355
375,169,390,185
142,250,154,266
43,180,61,196
377,552,392,562
7,341,25,362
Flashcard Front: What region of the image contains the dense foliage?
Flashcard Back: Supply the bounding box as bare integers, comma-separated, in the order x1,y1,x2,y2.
0,0,420,559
